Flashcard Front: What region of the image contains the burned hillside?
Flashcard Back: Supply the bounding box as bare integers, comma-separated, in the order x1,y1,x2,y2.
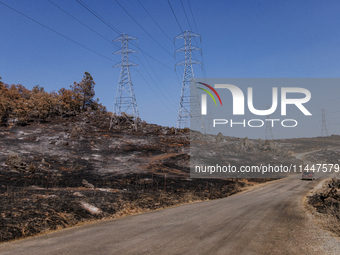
0,74,323,242
0,111,302,242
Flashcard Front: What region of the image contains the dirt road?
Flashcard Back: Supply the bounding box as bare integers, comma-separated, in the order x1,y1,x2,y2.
1,154,340,254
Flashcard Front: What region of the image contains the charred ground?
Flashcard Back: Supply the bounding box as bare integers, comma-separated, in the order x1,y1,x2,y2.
0,113,261,242
1,113,338,242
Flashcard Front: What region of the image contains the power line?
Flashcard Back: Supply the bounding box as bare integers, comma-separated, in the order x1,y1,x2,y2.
187,0,199,35
309,123,319,137
114,0,173,57
165,2,192,86
75,0,177,118
2,0,178,123
167,0,183,32
179,0,201,65
76,0,174,71
76,0,121,35
184,0,206,78
301,116,317,136
49,0,178,118
135,0,183,88
48,0,116,46
137,0,173,44
134,0,185,84
308,96,340,108
133,44,174,71
0,1,115,62
137,70,176,117
327,110,340,114
138,55,177,109
121,0,181,95
74,0,178,112
180,0,193,32
140,52,178,105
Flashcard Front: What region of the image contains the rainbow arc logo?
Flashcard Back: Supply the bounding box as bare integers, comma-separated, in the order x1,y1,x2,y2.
197,82,222,115
197,82,222,106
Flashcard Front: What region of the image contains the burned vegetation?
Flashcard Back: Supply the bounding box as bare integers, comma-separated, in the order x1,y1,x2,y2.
0,73,303,242
305,149,340,235
0,74,257,242
308,177,340,235
0,112,261,242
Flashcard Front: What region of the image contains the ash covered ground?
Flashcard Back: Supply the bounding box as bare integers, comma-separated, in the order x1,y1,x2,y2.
0,113,333,242
304,148,340,235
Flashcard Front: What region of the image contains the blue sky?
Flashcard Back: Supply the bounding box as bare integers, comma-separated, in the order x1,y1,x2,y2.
1,0,340,135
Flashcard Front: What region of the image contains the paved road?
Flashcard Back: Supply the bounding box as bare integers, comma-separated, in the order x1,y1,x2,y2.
1,155,340,254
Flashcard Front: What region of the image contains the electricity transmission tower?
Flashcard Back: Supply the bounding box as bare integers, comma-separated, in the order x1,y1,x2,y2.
110,33,139,130
265,105,274,140
321,108,329,136
175,30,205,133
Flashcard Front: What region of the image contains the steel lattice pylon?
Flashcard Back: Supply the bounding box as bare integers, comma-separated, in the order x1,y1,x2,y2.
111,33,139,129
175,30,205,133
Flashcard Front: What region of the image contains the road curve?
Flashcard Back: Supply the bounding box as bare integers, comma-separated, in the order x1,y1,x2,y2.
1,155,340,254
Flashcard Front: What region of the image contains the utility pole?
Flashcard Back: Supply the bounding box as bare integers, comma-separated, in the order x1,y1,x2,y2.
175,30,205,133
321,108,329,136
110,33,139,130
